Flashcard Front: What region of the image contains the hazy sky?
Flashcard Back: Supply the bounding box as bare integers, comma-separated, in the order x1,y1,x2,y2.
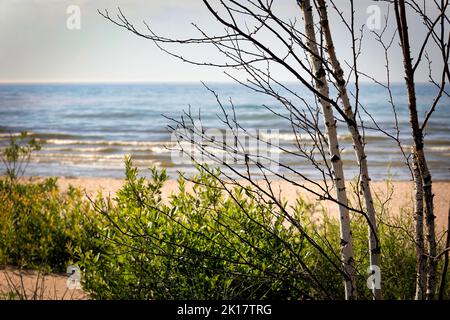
0,0,444,83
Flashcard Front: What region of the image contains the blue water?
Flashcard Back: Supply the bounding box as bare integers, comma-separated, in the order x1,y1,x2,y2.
0,83,448,180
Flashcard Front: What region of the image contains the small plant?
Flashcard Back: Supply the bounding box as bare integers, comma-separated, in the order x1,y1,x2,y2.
0,131,41,182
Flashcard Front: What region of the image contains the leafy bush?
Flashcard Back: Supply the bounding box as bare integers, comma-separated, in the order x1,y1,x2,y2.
78,159,421,300
351,210,417,300
0,178,98,272
77,158,341,299
0,157,431,299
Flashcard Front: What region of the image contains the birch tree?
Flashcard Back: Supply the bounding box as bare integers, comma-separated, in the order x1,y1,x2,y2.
300,0,356,300
367,0,449,299
98,0,428,300
314,0,381,300
96,0,449,299
392,0,448,299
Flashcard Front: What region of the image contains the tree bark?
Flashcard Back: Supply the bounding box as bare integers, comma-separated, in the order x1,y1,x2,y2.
394,0,437,299
300,0,357,300
438,204,450,299
316,0,382,300
413,154,427,299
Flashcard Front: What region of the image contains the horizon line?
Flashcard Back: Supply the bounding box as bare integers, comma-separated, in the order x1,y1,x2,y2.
0,80,233,85
0,79,433,85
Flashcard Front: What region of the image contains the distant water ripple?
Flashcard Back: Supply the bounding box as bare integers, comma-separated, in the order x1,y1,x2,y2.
0,83,448,180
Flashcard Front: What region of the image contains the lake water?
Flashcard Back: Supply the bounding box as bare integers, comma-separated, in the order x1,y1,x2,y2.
0,83,448,181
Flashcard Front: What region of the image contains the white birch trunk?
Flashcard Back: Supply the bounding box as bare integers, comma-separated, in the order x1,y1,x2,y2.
316,0,382,300
300,0,357,300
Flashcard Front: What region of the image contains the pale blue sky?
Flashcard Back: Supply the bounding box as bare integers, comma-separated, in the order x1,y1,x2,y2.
0,0,443,83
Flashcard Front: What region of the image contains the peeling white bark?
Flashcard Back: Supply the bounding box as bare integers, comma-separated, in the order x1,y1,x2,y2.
316,0,382,300
300,0,357,300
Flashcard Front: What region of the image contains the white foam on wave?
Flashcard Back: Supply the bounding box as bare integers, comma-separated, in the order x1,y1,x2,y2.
43,146,116,152
36,153,124,160
43,139,173,147
0,133,22,138
259,132,306,141
429,146,450,152
259,131,354,142
150,146,171,154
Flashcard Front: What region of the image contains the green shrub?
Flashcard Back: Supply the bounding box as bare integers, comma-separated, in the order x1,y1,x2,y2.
78,158,346,299
77,158,421,300
351,211,417,300
0,158,433,299
0,178,98,272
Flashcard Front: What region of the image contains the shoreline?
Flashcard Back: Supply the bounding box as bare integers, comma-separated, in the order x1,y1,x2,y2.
21,175,450,231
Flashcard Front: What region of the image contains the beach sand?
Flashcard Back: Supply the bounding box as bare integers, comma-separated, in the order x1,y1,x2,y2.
0,267,88,300
52,176,450,230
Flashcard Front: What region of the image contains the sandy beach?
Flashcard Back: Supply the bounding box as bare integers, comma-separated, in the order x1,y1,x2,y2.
49,176,450,231
0,267,87,300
